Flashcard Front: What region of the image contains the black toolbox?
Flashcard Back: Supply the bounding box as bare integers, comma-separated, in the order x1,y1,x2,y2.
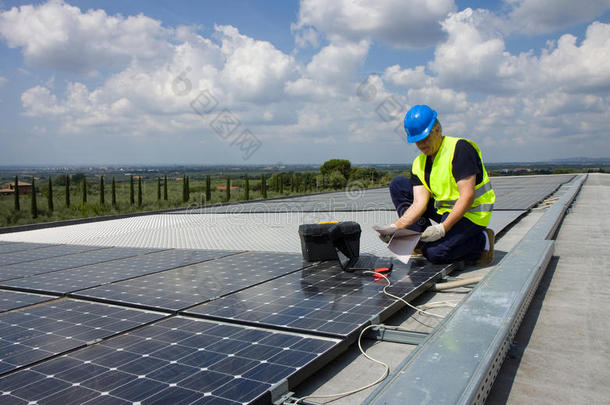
298,221,361,261
329,221,361,258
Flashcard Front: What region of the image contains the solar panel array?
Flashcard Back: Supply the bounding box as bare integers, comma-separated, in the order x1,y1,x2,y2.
0,316,341,405
0,290,55,313
0,244,105,266
185,260,444,339
0,241,448,404
0,247,164,282
0,175,573,404
1,249,240,295
0,300,164,375
74,252,314,311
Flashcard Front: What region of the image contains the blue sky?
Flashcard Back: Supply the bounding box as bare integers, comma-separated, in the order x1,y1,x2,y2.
0,0,609,165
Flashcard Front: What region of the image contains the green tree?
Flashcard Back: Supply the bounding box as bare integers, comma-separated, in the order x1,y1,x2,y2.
111,176,117,209
157,177,161,201
72,172,86,185
138,177,143,207
54,174,67,186
261,174,267,198
163,174,168,201
82,178,87,203
65,174,70,207
205,175,211,202
186,176,190,201
329,170,347,189
100,176,105,205
225,176,231,202
180,176,185,202
129,175,135,206
13,176,20,211
244,174,250,200
31,178,37,218
321,159,351,180
47,178,54,212
292,173,298,193
279,174,284,194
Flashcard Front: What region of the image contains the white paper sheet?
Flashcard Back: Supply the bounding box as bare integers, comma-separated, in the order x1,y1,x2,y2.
373,225,421,264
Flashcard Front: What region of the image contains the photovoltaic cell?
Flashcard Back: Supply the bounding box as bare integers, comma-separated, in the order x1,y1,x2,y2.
0,299,165,375
0,247,164,282
1,249,241,295
73,252,312,312
185,259,447,339
0,242,59,255
0,244,106,266
0,290,56,313
0,316,342,405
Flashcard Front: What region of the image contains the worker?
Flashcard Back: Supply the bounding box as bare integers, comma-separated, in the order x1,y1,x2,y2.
387,105,496,265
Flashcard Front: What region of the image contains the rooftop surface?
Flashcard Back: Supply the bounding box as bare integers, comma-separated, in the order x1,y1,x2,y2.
0,173,604,404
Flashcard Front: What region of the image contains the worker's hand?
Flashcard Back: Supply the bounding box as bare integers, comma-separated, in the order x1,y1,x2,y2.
421,223,445,242
377,223,397,244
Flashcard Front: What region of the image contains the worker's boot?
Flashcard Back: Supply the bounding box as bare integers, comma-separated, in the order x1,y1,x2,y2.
474,228,495,266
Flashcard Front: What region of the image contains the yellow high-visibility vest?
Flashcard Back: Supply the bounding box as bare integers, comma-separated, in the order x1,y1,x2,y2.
412,136,495,227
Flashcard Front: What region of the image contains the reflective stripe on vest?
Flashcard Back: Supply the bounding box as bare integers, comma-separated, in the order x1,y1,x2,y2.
411,136,495,227
434,182,494,209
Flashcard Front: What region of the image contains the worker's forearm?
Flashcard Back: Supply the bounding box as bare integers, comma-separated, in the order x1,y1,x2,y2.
442,195,474,232
394,204,427,229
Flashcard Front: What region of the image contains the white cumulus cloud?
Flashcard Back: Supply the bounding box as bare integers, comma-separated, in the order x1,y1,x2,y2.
505,0,610,35
293,0,456,48
0,0,173,73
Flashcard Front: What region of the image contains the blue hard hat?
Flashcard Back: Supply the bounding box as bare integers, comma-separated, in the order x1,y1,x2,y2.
404,105,437,143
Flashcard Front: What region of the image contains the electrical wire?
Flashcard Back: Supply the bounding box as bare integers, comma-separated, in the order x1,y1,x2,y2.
364,271,445,319
292,271,452,404
293,324,389,404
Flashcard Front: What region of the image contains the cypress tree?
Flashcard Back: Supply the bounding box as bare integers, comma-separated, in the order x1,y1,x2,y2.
186,176,190,201
205,175,211,202
261,174,267,198
138,177,143,207
157,177,161,201
182,175,187,203
129,175,135,206
111,176,117,209
244,174,250,201
13,176,20,211
163,174,168,201
31,178,37,218
47,178,54,212
65,174,70,207
293,174,298,193
225,176,230,202
100,176,105,205
82,178,87,203
279,174,284,194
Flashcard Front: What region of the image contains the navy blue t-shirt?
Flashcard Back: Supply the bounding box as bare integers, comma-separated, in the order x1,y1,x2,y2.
411,139,483,187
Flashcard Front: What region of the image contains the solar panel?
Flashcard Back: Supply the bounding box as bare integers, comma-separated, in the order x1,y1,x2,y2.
0,247,164,282
0,242,59,255
0,316,342,405
184,259,448,339
0,299,165,376
1,249,242,296
0,244,106,266
0,290,56,313
73,252,313,312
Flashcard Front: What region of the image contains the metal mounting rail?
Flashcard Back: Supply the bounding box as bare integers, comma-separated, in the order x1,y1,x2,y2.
362,174,586,405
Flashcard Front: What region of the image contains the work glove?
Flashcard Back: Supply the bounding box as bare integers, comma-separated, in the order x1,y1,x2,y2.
421,223,445,242
377,223,397,243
